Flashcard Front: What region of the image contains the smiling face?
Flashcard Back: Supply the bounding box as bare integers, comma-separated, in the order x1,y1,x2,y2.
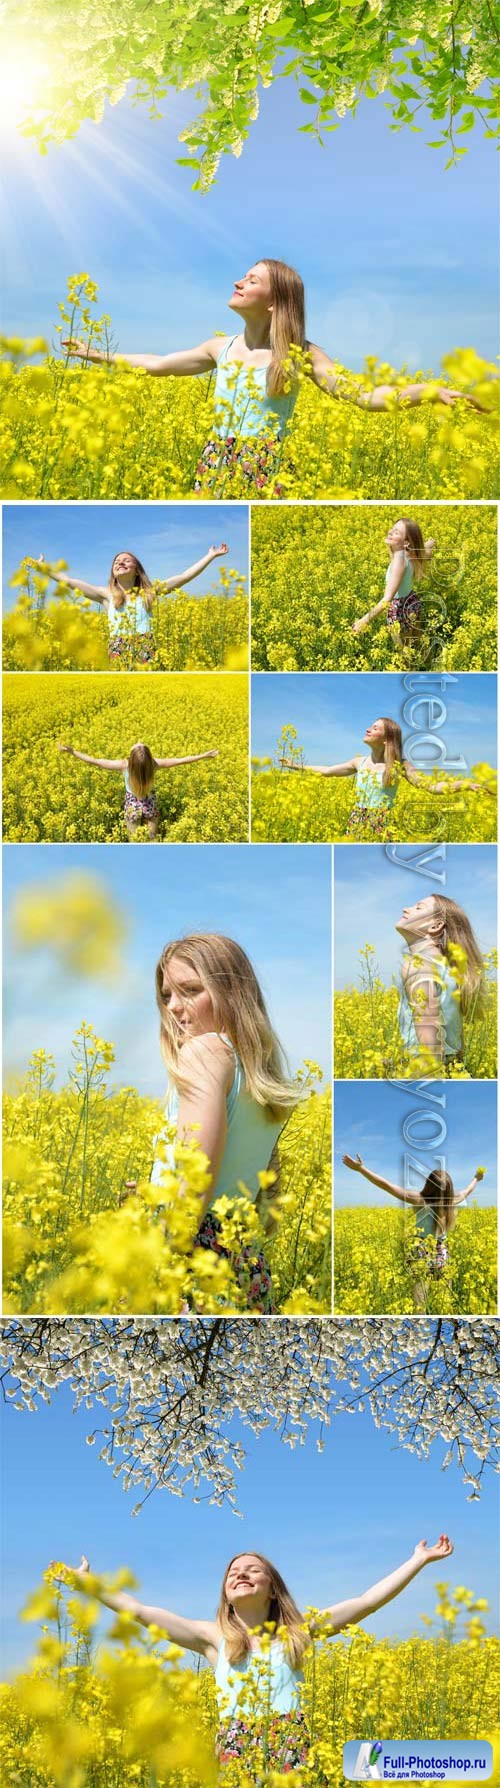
161,954,216,1040
112,551,135,578
224,1554,272,1610
386,519,407,550
395,894,440,942
363,717,387,747
228,262,273,320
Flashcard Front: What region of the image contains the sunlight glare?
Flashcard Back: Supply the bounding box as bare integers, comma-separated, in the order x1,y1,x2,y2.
0,51,49,133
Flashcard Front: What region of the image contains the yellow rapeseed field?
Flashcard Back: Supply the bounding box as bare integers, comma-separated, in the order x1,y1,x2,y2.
3,673,249,843
0,1578,497,1788
1,287,498,502
3,560,248,673
2,1030,331,1315
251,504,498,671
334,948,498,1080
251,763,497,844
334,1206,497,1315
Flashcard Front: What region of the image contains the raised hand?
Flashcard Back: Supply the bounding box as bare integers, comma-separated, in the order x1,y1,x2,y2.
209,542,229,559
413,1535,453,1565
49,1554,90,1585
58,743,74,754
342,1152,363,1172
62,339,102,362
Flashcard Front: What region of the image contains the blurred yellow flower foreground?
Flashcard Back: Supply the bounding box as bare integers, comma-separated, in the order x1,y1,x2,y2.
0,1574,497,1788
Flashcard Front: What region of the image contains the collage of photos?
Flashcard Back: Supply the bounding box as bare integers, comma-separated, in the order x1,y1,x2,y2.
1,5,499,1788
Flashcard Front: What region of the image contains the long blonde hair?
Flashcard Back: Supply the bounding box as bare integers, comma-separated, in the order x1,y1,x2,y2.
430,895,485,1015
420,1169,456,1236
109,552,154,612
155,933,298,1118
378,716,404,789
218,1553,307,1669
262,258,306,397
127,743,156,798
400,518,426,582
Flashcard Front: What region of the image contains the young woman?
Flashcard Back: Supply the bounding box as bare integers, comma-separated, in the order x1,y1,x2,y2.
342,1152,485,1300
37,543,228,663
282,715,492,840
62,259,485,495
396,894,485,1068
352,519,435,648
58,741,219,840
52,1537,454,1776
149,933,299,1312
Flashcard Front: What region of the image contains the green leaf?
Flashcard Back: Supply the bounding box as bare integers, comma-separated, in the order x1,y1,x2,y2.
299,88,319,104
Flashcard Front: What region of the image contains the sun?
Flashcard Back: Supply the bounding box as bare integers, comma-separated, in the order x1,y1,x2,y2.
0,50,49,133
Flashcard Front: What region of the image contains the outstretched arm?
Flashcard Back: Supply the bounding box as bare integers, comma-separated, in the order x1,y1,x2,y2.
315,1537,453,1635
342,1153,421,1206
282,757,358,779
154,750,218,770
58,746,126,771
352,552,406,635
454,1169,485,1206
61,338,220,378
161,543,229,594
37,557,108,603
51,1556,218,1657
307,343,486,413
403,764,496,797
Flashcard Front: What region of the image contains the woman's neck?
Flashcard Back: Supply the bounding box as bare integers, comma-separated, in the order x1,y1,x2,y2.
407,933,442,958
242,317,272,351
369,742,385,763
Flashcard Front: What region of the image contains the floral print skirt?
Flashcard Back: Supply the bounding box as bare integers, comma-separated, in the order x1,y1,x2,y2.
216,1711,309,1772
108,634,156,665
194,433,285,497
345,803,394,840
124,788,159,824
387,590,422,629
196,1212,275,1313
408,1235,449,1275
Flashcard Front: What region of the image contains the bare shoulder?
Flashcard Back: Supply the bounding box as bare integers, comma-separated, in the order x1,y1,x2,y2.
210,335,233,364
179,1032,234,1088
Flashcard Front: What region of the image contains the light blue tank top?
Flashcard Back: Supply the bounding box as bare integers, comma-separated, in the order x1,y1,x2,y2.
415,1203,438,1241
213,337,298,442
354,757,398,811
398,948,462,1062
150,1033,284,1204
385,555,414,602
215,1639,303,1720
107,592,153,639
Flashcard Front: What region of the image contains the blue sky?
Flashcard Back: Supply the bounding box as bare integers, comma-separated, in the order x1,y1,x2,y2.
1,71,495,372
334,1081,497,1207
334,843,497,987
3,844,331,1088
251,674,498,778
2,504,249,613
2,1367,497,1676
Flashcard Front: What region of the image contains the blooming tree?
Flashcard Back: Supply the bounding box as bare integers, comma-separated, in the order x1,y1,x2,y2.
1,1317,498,1510
5,1,498,176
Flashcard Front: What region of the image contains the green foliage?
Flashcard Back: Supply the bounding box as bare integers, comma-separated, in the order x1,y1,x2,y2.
5,1,500,175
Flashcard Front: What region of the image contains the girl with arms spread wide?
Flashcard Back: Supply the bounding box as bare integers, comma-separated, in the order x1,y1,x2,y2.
63,259,483,495
37,543,228,663
53,1537,454,1778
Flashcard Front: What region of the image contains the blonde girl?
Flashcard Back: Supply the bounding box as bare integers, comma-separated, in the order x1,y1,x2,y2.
283,714,492,840
53,1536,454,1778
342,1153,486,1303
396,894,485,1067
151,933,300,1312
62,259,484,496
37,542,228,663
58,741,219,840
352,519,435,647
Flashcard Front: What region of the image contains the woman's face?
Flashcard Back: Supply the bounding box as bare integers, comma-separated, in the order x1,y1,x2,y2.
386,520,407,549
395,894,438,941
364,717,386,746
161,954,216,1039
225,1554,271,1607
113,551,135,577
229,262,272,319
